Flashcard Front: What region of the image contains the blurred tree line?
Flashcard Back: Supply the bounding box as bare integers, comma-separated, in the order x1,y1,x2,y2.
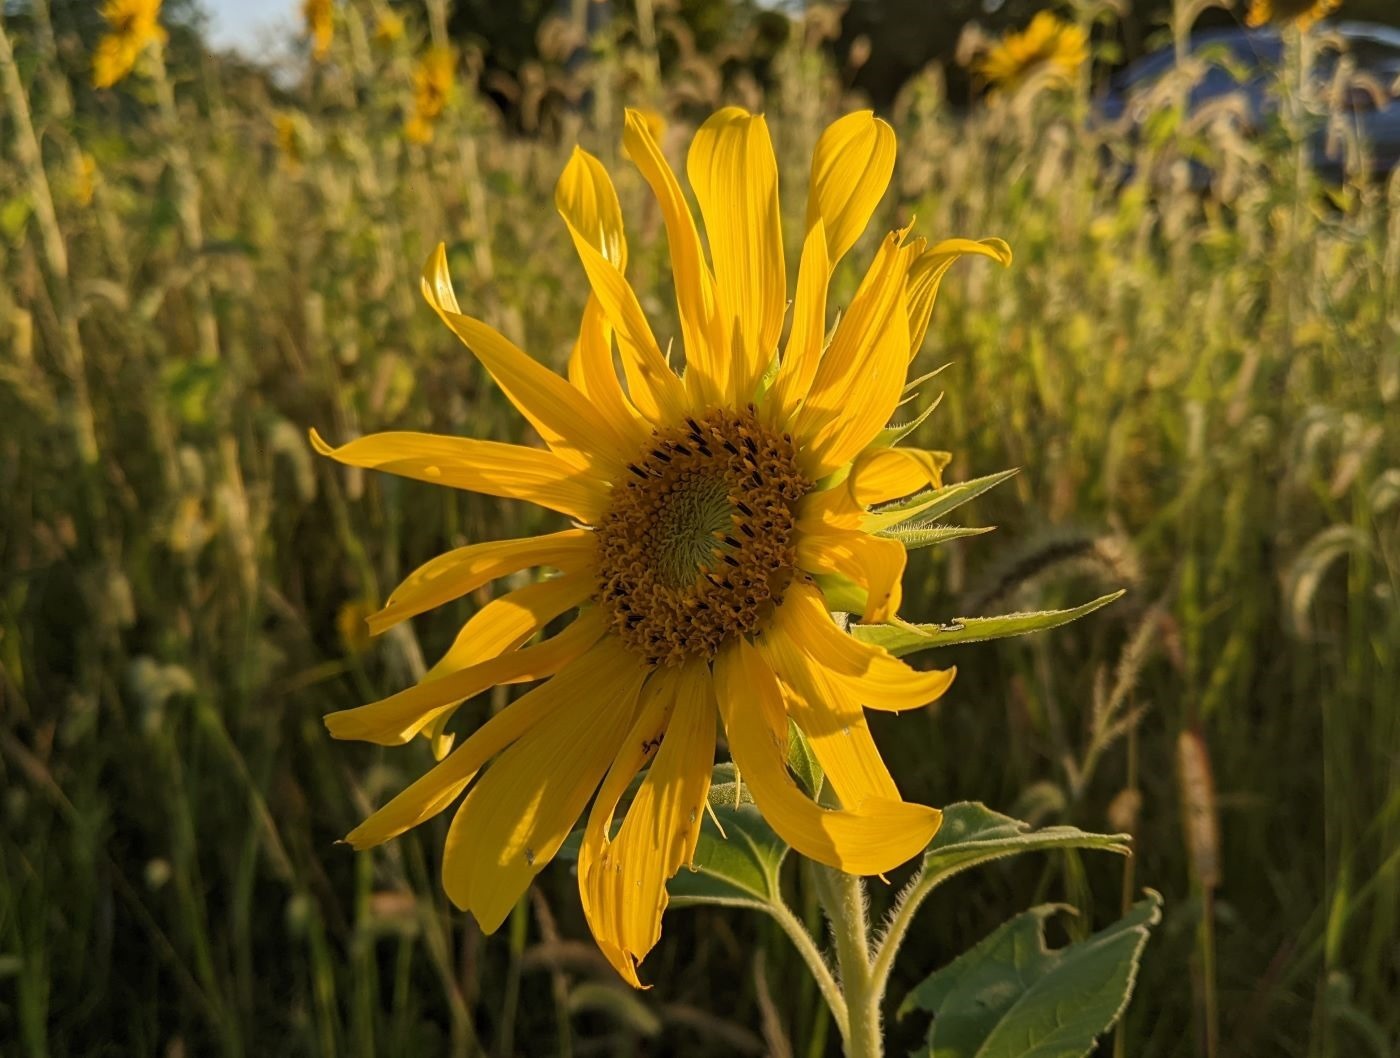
837,0,1400,105
29,0,1400,117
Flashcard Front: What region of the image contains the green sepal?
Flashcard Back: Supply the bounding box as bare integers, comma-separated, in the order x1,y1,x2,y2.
786,720,823,798
866,468,1019,533
879,524,994,551
812,571,868,614
852,590,1124,657
877,390,944,448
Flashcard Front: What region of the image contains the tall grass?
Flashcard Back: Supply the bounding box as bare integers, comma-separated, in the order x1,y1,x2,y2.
0,2,1395,1055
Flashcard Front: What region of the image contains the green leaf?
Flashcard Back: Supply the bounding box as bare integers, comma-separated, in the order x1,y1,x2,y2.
917,802,1132,888
812,571,868,614
880,524,994,551
786,720,823,798
706,761,755,810
866,469,1019,533
851,591,1124,657
900,891,1162,1058
668,801,790,910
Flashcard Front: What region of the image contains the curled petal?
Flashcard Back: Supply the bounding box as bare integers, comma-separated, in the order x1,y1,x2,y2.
715,640,941,873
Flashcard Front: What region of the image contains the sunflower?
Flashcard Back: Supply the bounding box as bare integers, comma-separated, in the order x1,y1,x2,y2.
313,108,1010,987
976,11,1088,92
373,9,406,47
303,0,333,63
1245,0,1340,30
91,0,167,89
404,47,456,145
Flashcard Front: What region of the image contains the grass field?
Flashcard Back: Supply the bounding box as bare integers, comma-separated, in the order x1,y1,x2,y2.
1,2,1397,1055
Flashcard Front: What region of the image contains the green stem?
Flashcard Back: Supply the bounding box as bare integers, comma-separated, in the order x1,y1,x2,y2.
769,898,848,1033
868,872,929,1006
815,866,882,1058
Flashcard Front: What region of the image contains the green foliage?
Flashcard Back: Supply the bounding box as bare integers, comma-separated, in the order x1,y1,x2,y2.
669,799,789,910
853,591,1125,656
915,802,1132,886
900,892,1162,1058
0,0,1395,1055
867,469,1021,533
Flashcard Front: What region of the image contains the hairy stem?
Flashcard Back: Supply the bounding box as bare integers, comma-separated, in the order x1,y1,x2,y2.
815,866,881,1058
768,898,848,1033
869,868,931,1007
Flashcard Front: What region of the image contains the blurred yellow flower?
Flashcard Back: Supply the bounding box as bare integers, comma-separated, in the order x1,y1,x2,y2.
374,9,405,46
274,111,303,171
303,0,333,63
73,152,98,207
1245,0,1340,29
313,108,1010,986
336,600,377,656
977,11,1088,92
404,47,456,144
92,0,167,89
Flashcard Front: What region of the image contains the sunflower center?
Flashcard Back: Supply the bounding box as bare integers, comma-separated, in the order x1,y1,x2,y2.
595,407,810,667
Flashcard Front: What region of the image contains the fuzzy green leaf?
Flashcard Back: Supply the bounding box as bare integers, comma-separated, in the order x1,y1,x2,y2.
851,591,1124,657
786,721,824,798
880,524,994,551
668,800,789,910
900,891,1162,1058
865,469,1019,533
917,802,1131,887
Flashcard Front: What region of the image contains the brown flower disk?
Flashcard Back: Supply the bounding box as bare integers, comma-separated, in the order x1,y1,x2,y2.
594,407,810,666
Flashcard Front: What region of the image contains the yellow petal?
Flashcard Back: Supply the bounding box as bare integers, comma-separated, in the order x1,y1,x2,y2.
578,671,676,985
440,642,648,932
404,572,595,754
622,109,726,406
715,640,941,873
766,220,829,428
567,291,644,441
793,233,914,477
325,608,606,746
686,107,786,401
796,529,906,623
556,149,649,436
907,238,1012,358
555,146,628,270
342,636,637,850
421,244,632,469
805,111,896,270
581,663,714,987
795,483,866,532
368,529,593,635
309,429,608,523
757,616,901,807
558,213,690,426
847,447,950,507
774,581,956,711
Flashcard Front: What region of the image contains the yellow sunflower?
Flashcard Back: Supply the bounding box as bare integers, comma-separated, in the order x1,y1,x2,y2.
1245,0,1340,29
404,47,456,145
976,11,1088,92
373,9,406,46
303,0,334,63
92,0,167,89
313,108,1010,987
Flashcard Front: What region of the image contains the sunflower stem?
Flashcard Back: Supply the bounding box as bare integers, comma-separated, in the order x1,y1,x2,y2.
814,865,882,1058
769,895,847,1033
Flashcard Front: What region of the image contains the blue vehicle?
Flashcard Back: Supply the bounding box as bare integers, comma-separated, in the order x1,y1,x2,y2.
1099,22,1400,183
